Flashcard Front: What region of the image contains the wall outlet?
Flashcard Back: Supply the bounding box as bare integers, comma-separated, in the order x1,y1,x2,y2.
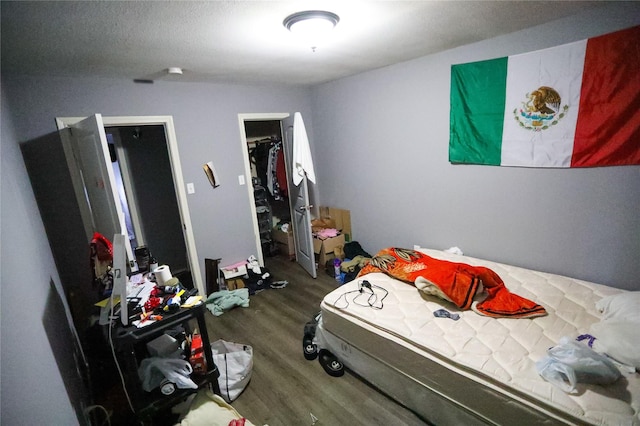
413,245,421,250
186,182,195,194
238,175,245,185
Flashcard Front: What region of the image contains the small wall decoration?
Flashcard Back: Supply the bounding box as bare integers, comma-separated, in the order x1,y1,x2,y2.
203,161,220,188
449,25,640,168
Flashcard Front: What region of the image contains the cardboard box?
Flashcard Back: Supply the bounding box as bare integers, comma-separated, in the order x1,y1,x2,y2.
313,233,345,265
221,263,247,279
273,227,295,258
319,207,352,242
225,278,245,290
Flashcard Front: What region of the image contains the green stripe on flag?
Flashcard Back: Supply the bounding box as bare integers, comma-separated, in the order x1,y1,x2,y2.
450,57,508,165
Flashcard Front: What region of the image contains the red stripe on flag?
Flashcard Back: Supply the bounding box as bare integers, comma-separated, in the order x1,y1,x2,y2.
572,25,640,167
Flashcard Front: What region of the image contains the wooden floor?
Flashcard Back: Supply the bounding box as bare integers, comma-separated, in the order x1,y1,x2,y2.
205,254,427,426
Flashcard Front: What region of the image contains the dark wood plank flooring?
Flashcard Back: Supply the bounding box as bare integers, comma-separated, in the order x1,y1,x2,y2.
205,254,427,426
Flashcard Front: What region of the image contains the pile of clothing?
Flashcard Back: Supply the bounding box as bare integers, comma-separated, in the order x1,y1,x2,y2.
330,241,373,284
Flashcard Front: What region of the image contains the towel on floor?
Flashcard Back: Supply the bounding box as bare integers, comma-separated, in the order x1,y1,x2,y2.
205,288,250,316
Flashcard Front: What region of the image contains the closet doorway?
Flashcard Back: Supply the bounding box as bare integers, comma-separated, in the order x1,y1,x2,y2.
238,113,292,265
246,120,290,258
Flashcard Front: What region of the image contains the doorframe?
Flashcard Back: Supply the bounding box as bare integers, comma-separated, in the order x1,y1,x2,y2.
237,113,290,266
56,115,204,296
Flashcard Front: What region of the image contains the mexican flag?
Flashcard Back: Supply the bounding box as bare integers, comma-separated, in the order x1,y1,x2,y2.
449,25,640,167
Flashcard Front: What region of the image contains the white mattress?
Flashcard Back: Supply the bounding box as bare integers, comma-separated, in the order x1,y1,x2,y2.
320,248,639,426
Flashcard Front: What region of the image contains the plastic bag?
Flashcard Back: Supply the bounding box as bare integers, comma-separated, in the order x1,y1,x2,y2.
536,337,621,393
211,339,253,402
138,357,198,392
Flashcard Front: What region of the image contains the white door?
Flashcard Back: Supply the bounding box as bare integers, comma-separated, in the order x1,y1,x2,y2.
58,115,204,296
59,114,134,263
283,116,316,278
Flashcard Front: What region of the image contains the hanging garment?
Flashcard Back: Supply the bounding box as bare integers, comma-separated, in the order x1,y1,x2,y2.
90,232,113,291
266,142,284,200
249,142,271,186
276,147,287,195
266,144,275,196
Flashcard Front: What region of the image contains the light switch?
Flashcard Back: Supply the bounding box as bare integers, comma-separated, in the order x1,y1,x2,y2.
238,175,245,185
187,183,195,194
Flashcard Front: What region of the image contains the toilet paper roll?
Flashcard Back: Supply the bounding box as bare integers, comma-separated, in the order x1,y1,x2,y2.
155,265,172,286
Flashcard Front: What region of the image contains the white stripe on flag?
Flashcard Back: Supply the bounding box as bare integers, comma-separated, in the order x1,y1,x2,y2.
501,40,587,167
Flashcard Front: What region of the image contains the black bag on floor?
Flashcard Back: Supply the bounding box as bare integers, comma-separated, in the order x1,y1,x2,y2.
245,267,272,295
344,241,372,259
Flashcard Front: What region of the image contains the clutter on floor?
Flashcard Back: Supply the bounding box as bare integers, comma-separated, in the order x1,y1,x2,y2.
210,339,254,403
311,206,373,284
218,255,273,295
270,280,288,289
272,222,295,259
311,206,351,265
174,388,257,426
321,240,373,285
205,288,250,317
205,253,291,317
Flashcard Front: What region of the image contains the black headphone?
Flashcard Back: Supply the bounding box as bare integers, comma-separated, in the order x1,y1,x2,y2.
334,279,388,310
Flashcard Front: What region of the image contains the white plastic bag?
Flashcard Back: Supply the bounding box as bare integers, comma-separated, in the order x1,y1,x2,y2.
210,339,253,402
138,357,198,392
536,337,621,393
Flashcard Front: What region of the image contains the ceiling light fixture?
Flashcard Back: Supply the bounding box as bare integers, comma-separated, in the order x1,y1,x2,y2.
283,10,340,52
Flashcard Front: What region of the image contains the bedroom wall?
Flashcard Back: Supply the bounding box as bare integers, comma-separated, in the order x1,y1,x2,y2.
1,89,79,423
2,76,312,274
310,2,640,290
1,77,311,424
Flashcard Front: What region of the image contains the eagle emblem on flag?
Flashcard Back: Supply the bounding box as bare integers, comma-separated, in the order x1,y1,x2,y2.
514,86,569,131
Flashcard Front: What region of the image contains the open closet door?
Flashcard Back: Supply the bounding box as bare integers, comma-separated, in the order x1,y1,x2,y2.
283,115,316,278
59,114,134,262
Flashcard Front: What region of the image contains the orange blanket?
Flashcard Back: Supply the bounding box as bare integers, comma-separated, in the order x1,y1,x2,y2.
357,248,547,319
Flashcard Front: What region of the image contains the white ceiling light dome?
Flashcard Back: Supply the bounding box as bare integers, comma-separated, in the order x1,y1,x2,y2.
283,10,340,51
167,67,183,75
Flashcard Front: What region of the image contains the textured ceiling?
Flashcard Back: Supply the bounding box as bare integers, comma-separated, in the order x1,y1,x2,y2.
1,1,606,86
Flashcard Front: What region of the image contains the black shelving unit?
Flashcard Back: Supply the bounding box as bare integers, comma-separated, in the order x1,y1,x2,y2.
110,303,219,424
254,183,273,255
